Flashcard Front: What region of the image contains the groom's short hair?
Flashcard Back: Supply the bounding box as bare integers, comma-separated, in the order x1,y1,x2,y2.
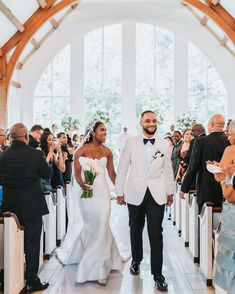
141,110,156,118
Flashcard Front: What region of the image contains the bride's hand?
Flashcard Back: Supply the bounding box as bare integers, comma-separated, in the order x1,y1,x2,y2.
80,182,90,192
117,196,125,205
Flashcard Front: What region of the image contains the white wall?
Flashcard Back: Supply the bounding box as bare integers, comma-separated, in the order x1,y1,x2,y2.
8,0,235,128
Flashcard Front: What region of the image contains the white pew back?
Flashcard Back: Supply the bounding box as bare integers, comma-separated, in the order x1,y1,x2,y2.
56,187,66,245
188,192,199,263
0,213,24,294
43,192,57,258
199,204,222,286
181,192,190,247
175,183,182,235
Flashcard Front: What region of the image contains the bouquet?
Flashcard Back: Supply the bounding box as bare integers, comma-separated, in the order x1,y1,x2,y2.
79,157,101,198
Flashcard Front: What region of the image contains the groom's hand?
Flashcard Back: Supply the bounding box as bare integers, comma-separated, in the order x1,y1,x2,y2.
166,195,173,206
117,196,125,205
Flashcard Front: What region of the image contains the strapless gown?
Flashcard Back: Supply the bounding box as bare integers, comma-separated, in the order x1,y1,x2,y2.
56,157,122,283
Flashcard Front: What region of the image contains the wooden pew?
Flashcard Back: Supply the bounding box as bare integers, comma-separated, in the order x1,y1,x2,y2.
56,186,66,246
43,192,57,259
199,203,222,286
188,192,199,263
0,212,24,294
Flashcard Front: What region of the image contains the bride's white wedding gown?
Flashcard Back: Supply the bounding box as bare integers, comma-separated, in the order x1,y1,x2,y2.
56,157,122,283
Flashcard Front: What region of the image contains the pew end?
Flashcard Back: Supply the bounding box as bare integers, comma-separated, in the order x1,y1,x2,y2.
0,212,24,294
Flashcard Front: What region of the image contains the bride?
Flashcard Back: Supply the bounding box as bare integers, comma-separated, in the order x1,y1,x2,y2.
56,120,122,285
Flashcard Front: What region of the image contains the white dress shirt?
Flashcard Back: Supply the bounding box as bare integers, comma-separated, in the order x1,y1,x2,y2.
143,136,155,170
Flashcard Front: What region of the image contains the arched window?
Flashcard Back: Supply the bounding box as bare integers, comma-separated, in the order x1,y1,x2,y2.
33,44,71,128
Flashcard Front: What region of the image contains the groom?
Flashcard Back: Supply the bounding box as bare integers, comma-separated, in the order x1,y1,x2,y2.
115,110,174,291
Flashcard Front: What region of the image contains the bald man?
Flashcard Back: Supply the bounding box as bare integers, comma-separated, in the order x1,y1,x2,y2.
179,115,230,213
0,123,52,293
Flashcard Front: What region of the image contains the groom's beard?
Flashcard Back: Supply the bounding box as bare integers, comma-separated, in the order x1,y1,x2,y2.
143,127,157,136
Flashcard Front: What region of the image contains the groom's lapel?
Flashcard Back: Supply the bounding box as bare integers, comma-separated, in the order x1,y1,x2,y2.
150,135,162,164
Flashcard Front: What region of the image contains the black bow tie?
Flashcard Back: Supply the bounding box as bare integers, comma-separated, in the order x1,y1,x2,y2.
143,138,155,145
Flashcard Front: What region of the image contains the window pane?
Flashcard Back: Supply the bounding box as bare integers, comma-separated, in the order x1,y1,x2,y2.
34,97,52,127
52,97,70,126
155,27,174,96
188,42,205,96
136,23,154,97
84,28,103,100
52,45,71,96
103,24,122,98
207,62,227,96
34,65,52,96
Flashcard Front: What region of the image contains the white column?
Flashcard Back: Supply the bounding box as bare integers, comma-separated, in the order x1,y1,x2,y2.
121,21,136,134
174,34,188,123
71,35,85,132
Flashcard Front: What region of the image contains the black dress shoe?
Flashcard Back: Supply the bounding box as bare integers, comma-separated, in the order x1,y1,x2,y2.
154,275,168,292
130,261,140,275
25,277,49,294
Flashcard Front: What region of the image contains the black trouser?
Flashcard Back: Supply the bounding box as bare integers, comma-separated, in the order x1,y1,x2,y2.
18,216,42,282
127,188,165,276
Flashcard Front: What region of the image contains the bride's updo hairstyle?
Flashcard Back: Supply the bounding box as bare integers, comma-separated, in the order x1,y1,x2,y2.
83,120,104,144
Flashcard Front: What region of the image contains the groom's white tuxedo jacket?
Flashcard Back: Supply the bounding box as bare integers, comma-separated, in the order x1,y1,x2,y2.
115,134,174,206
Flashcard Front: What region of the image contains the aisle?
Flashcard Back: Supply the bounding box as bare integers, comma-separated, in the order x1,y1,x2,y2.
39,202,214,294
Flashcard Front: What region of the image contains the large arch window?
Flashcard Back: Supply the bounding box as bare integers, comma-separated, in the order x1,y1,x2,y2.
33,44,71,127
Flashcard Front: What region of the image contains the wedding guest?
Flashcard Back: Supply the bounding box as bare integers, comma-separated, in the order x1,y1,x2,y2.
40,132,65,192
0,128,8,151
29,125,44,149
179,114,229,212
171,131,183,179
0,123,52,293
211,119,235,293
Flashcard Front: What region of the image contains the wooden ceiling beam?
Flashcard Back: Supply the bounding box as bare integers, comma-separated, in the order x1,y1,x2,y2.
205,0,235,31
182,0,235,43
211,0,220,5
0,55,7,127
2,0,57,55
0,0,25,33
6,0,78,87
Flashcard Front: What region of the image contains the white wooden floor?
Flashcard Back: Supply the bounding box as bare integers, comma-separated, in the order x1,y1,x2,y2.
37,203,215,294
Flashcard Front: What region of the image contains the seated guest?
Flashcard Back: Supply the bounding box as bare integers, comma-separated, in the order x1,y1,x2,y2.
211,120,235,293
29,125,44,149
72,133,79,148
0,128,8,151
171,131,183,179
0,123,52,293
57,132,73,183
40,132,65,192
179,114,229,213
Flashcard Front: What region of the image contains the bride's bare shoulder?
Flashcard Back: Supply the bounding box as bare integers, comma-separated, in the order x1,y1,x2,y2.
103,145,113,156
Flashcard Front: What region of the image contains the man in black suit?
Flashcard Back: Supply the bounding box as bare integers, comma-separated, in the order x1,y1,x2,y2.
179,114,230,213
183,123,206,167
28,124,44,149
0,123,52,293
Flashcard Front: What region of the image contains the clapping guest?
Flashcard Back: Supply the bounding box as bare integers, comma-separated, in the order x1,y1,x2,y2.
175,129,191,182
57,132,73,183
40,132,65,192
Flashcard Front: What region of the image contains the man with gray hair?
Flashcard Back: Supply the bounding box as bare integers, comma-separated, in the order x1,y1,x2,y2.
179,114,230,213
0,123,52,293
